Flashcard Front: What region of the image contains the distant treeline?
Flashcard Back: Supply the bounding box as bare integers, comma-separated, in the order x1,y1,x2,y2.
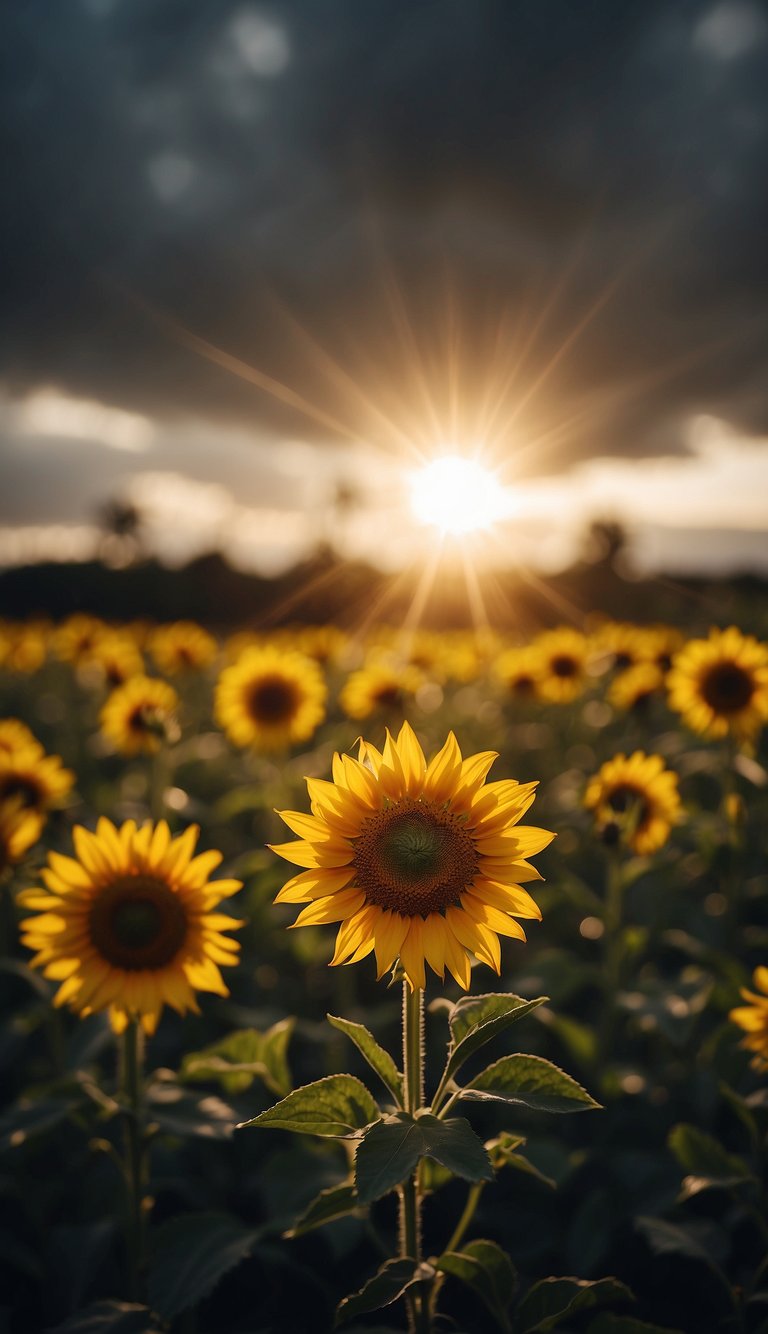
1,546,766,634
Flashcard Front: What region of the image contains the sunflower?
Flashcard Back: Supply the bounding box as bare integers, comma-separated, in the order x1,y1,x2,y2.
608,662,665,713
19,818,243,1034
297,625,349,667
584,751,681,855
494,646,544,701
100,676,180,756
86,632,144,688
0,746,74,813
54,614,107,665
339,661,422,720
149,621,218,675
270,721,553,991
730,968,768,1071
667,626,768,743
533,627,591,703
215,646,327,751
1,622,47,674
0,799,44,874
0,718,43,758
590,620,651,673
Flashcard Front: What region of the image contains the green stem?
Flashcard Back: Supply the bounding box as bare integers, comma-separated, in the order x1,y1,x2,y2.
120,1018,148,1302
400,983,430,1333
598,851,624,1070
444,1182,485,1255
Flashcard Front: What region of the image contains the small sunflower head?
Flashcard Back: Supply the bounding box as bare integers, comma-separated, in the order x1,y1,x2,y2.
100,676,180,755
667,626,768,744
19,818,243,1035
730,968,768,1071
584,751,681,856
215,646,327,751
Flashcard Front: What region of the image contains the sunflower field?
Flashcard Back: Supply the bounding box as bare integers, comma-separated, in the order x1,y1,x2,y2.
1,611,768,1334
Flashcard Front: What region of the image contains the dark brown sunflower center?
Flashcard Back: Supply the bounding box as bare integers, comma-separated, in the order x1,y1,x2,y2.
373,685,403,708
701,662,754,714
353,800,478,916
551,654,578,678
607,783,650,829
247,676,299,724
511,675,535,695
89,874,188,970
0,775,44,808
128,704,165,736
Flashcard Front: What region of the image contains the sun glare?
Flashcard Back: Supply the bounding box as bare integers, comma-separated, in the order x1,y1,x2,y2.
409,455,507,536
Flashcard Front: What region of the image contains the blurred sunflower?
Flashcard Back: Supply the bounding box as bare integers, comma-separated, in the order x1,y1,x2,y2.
271,721,553,990
584,751,681,855
1,622,47,674
19,818,243,1034
608,662,665,713
54,613,107,665
534,627,591,703
339,661,422,720
0,746,74,813
149,621,218,675
591,620,651,673
100,676,179,755
0,718,43,758
0,799,44,873
215,646,326,751
667,626,768,743
644,624,684,673
494,646,543,700
86,632,144,688
297,624,348,667
730,968,768,1070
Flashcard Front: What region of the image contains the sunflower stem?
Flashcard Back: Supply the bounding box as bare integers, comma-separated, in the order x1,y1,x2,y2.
400,982,431,1332
598,850,624,1074
120,1017,149,1302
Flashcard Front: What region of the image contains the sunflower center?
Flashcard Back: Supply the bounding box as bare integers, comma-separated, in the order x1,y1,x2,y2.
606,783,650,829
511,675,535,695
0,775,43,808
89,874,188,970
701,662,754,714
551,655,577,678
247,676,299,724
353,800,478,916
374,686,403,708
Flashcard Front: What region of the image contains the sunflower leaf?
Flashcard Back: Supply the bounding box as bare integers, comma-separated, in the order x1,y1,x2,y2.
459,1054,600,1113
181,1019,294,1097
355,1112,493,1203
284,1180,363,1238
335,1257,432,1326
442,993,549,1084
147,1212,260,1320
237,1074,379,1137
437,1239,517,1332
47,1300,163,1333
668,1123,753,1199
515,1276,633,1333
327,1013,404,1104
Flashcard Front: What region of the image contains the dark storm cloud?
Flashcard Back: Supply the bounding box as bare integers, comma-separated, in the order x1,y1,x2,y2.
2,0,768,470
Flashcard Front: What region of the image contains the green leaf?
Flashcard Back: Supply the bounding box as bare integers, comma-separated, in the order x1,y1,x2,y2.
147,1212,259,1320
443,993,548,1084
147,1082,238,1139
668,1123,753,1199
48,1302,162,1334
0,1096,81,1152
635,1216,723,1269
335,1257,431,1326
238,1074,379,1137
356,1112,493,1204
327,1014,403,1103
285,1181,363,1238
515,1276,633,1333
438,1239,517,1332
487,1135,556,1190
181,1019,294,1096
587,1317,683,1334
460,1054,600,1114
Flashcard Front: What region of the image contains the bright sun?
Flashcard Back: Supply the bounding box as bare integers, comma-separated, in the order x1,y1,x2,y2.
409,455,507,536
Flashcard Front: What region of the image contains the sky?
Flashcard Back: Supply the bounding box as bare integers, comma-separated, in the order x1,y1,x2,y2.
2,0,768,577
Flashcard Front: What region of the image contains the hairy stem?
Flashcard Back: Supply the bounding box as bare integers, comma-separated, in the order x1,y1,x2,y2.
400,983,430,1333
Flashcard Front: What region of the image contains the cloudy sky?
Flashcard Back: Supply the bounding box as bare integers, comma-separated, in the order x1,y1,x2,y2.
3,0,768,575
